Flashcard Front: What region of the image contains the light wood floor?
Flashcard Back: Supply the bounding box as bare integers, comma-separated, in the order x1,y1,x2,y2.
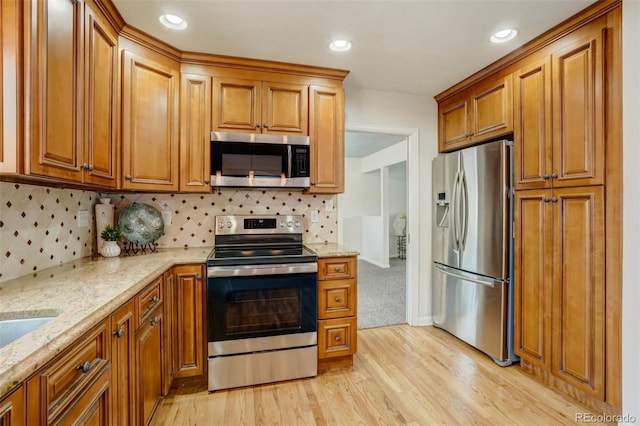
153,325,605,425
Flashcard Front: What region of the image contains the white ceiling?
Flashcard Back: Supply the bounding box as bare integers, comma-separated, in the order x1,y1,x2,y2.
111,0,594,97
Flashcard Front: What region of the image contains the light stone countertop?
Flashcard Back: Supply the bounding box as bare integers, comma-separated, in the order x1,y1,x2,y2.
305,242,359,258
0,247,212,398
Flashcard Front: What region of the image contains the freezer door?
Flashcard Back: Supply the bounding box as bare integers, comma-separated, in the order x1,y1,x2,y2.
432,262,509,363
458,140,510,279
432,151,461,267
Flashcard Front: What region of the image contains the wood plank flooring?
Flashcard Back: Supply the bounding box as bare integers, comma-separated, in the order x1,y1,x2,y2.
153,325,606,425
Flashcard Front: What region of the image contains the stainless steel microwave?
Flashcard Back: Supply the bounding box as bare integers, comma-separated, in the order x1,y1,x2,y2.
210,132,310,188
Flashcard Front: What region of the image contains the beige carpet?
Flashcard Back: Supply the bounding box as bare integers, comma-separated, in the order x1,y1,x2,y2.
357,258,406,329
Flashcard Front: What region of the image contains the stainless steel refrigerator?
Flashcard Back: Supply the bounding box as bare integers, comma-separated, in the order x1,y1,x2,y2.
431,139,517,366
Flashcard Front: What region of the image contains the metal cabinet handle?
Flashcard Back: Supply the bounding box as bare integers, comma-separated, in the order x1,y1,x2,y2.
125,175,132,181
204,180,210,184
78,361,92,374
151,295,160,304
150,317,159,326
551,197,558,203
196,275,202,281
334,267,340,272
263,125,269,129
256,124,261,128
551,173,558,179
114,328,124,338
82,163,89,170
543,197,550,203
334,297,341,303
335,336,341,342
543,174,550,180
88,165,94,172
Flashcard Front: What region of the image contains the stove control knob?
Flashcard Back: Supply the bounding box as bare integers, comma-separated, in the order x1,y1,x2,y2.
280,221,285,227
227,221,232,229
218,222,225,229
287,221,293,228
295,221,300,228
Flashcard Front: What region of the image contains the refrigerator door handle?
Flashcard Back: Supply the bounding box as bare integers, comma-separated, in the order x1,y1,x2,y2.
434,263,495,288
460,170,468,251
451,170,460,250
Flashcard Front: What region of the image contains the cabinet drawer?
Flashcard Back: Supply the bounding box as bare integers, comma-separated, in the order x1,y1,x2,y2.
33,320,110,423
318,257,357,280
318,279,356,319
137,277,163,325
318,317,357,359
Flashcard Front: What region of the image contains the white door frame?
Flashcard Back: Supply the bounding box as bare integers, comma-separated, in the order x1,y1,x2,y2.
341,123,420,326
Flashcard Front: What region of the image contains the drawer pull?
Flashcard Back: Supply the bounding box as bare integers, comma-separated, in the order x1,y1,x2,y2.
334,267,340,272
150,295,160,304
114,328,124,338
335,297,341,303
335,336,341,342
78,361,92,374
150,317,159,326
196,275,202,281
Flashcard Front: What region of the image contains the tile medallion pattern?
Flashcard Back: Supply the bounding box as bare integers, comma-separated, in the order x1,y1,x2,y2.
0,182,337,282
104,189,337,249
0,182,97,282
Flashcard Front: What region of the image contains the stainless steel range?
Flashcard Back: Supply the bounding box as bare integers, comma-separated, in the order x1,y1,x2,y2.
206,215,318,391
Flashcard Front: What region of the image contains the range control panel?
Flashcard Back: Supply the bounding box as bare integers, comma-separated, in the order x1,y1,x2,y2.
215,215,303,235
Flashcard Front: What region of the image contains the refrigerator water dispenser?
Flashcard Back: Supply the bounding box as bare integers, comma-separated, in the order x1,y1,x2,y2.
436,192,449,227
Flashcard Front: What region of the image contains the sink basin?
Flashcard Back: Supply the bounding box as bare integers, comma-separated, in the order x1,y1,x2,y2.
0,312,59,349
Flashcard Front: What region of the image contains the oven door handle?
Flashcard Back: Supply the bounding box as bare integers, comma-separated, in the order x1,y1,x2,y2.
207,262,318,277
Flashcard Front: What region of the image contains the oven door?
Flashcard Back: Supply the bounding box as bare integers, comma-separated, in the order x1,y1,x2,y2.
207,262,317,356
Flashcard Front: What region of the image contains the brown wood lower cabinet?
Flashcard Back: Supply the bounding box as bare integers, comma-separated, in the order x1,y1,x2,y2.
136,296,165,425
25,320,111,425
111,300,136,426
317,256,358,367
515,186,605,400
0,385,24,426
172,264,206,379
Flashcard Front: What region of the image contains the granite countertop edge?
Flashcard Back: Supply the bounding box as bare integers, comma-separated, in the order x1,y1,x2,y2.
305,242,360,258
0,247,212,398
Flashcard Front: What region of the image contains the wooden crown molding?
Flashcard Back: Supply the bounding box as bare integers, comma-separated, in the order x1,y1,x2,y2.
434,0,621,102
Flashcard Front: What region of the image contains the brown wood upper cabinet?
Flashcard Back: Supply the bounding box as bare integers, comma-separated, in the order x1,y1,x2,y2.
514,18,605,190
27,0,118,187
180,74,212,192
438,74,513,152
212,77,308,135
308,85,344,194
121,49,180,191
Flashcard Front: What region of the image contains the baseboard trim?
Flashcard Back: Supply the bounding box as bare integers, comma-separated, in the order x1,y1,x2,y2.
414,316,433,326
359,256,390,268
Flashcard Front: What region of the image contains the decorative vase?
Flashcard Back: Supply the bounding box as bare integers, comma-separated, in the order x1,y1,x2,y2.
101,240,121,258
393,216,406,236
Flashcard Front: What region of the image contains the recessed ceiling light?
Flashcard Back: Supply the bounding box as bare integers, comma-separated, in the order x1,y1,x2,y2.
159,14,188,30
329,40,352,52
490,29,518,43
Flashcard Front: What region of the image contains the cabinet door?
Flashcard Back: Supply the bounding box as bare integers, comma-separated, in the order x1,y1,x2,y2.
551,186,604,399
0,0,23,174
173,265,205,379
29,0,83,182
163,269,174,395
262,82,308,135
111,300,136,426
83,2,118,188
438,93,470,152
180,74,212,192
318,317,357,359
308,85,344,194
212,77,260,133
551,20,605,188
469,74,513,144
54,363,111,426
121,50,179,191
514,58,552,190
0,385,24,426
136,310,164,425
513,189,552,369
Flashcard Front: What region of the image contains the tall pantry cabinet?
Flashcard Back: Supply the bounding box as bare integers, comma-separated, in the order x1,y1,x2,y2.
435,0,621,413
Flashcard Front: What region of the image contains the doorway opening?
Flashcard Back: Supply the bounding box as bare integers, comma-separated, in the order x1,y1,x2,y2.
338,125,419,328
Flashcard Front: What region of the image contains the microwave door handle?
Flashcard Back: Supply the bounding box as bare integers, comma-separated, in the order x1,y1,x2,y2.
287,145,292,178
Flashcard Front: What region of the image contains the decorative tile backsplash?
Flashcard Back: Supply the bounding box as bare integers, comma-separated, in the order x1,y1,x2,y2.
0,182,337,282
0,182,97,282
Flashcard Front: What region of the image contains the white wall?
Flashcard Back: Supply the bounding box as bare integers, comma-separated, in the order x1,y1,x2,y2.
345,88,438,325
341,158,380,219
622,0,640,422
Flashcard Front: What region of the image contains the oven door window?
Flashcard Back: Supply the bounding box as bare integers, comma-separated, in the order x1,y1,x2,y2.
207,272,317,342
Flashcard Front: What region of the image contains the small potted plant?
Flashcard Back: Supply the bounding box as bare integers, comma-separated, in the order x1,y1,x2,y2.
100,225,123,257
